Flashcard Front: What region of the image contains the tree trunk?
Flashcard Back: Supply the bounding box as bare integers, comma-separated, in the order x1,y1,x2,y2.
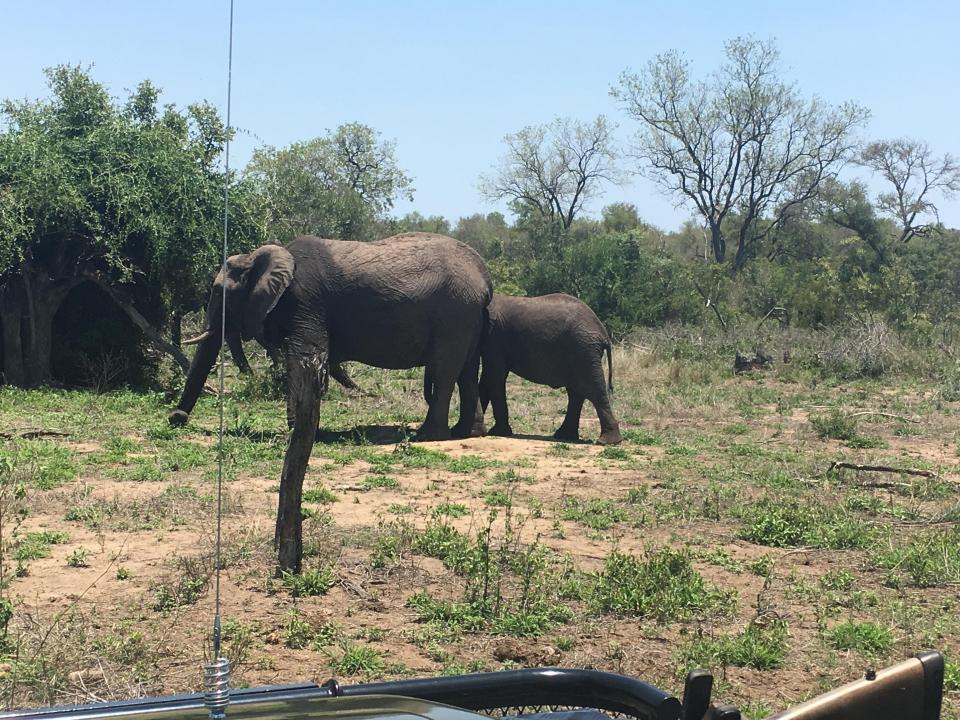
0,285,25,387
710,224,726,264
16,266,81,387
25,295,58,386
83,273,190,374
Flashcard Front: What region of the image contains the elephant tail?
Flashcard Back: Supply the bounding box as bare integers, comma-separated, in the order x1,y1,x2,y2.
605,342,614,393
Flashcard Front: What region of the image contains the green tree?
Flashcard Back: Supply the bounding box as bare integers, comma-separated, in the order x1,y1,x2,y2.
0,65,265,387
612,36,867,273
245,123,414,242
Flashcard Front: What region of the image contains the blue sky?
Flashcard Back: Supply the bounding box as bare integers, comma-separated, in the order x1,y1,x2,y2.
2,0,958,230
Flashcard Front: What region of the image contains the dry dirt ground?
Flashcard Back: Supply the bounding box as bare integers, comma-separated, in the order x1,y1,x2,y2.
1,347,959,718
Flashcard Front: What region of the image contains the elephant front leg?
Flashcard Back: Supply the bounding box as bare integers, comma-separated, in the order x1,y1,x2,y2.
275,348,325,575
485,369,512,437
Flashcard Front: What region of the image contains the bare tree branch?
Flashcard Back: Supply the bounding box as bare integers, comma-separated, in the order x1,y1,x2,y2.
612,36,868,273
480,116,621,229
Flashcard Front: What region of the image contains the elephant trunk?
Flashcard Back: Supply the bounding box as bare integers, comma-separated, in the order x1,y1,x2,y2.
168,330,222,426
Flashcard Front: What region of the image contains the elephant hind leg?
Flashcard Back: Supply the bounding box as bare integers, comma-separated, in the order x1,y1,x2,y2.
451,343,485,439
583,361,622,445
554,389,584,442
483,367,512,437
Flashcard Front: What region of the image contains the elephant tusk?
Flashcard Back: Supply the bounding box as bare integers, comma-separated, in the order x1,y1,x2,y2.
182,330,213,346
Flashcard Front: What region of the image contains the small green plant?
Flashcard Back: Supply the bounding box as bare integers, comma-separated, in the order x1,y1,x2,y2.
826,621,894,656
152,556,210,611
362,474,399,490
387,503,414,515
116,566,131,580
810,409,858,440
66,548,90,568
560,497,629,530
284,610,314,649
483,490,512,507
303,486,338,504
843,435,889,449
330,642,385,676
281,567,335,597
623,428,661,445
432,502,468,518
598,446,630,461
819,569,856,592
549,443,570,456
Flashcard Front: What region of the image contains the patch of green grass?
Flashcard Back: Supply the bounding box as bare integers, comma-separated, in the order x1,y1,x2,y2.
549,443,571,456
598,446,631,461
405,592,565,638
284,610,314,649
592,548,736,622
330,643,385,676
13,441,77,489
66,548,90,568
13,531,70,563
559,497,629,530
810,409,858,440
482,490,512,507
678,619,789,671
819,569,856,592
873,526,960,587
303,486,338,504
280,567,335,597
152,570,208,612
623,428,661,445
363,474,400,490
115,459,165,482
387,503,414,515
447,455,498,473
825,621,894,656
740,499,876,549
431,502,468,519
158,442,209,471
945,656,960,692
490,469,532,485
722,422,750,435
843,435,889,449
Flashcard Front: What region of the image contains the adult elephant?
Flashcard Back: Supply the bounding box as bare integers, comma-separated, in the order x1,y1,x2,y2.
168,232,492,572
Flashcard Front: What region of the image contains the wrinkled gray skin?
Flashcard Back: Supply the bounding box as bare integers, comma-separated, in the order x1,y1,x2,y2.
479,293,622,445
168,233,492,572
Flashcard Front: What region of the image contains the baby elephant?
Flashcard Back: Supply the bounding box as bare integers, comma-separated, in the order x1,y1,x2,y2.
479,293,622,445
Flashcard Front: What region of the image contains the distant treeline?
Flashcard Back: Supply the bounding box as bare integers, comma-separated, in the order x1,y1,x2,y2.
1,53,958,389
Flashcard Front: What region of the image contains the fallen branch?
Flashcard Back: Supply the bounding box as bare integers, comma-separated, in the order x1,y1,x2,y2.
848,411,919,423
0,429,70,440
828,461,937,478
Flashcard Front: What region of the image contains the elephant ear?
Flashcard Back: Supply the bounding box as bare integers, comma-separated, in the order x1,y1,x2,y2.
238,244,295,341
